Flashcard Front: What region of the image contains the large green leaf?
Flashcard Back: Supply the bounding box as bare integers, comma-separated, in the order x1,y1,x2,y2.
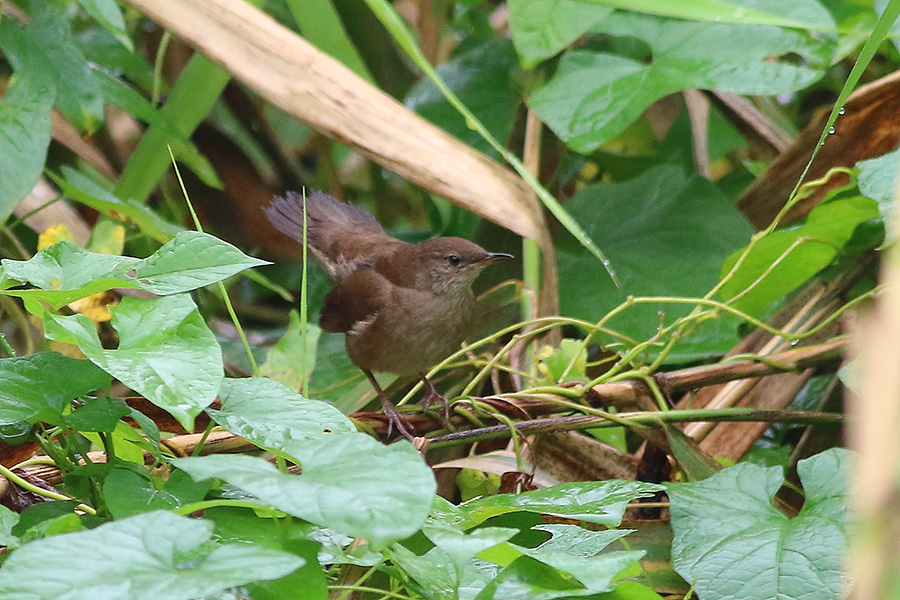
258,313,321,391
0,35,55,224
719,195,879,317
509,0,614,67
460,479,663,528
0,242,141,308
202,508,331,599
136,231,270,294
0,511,303,600
667,448,851,600
0,231,269,308
0,2,104,133
556,165,753,354
857,145,900,244
44,295,223,430
529,8,833,153
406,38,522,157
473,555,599,599
103,468,212,519
0,505,18,548
509,0,836,67
207,377,356,450
499,525,644,595
0,352,110,425
174,432,436,548
423,524,518,577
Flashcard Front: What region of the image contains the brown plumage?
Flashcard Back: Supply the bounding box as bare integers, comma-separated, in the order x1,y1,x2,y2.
264,191,512,440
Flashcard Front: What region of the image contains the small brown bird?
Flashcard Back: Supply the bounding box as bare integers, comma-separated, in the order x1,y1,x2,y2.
264,190,512,440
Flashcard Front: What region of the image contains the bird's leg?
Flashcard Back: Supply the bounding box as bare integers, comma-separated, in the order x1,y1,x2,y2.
419,373,451,424
364,370,416,442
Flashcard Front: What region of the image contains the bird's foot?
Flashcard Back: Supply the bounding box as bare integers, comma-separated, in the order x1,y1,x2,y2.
364,370,418,443
420,374,451,425
379,393,417,442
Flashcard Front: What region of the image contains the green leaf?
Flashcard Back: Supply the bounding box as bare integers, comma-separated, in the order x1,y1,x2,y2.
77,27,155,89
664,423,722,481
0,511,303,600
0,231,269,308
0,241,141,308
88,70,223,189
135,231,271,294
529,9,833,152
406,39,522,157
75,0,133,51
207,377,356,450
719,195,879,316
174,432,436,548
667,448,852,600
388,545,462,600
0,505,20,548
129,407,162,447
12,501,82,540
285,0,374,83
52,166,183,243
474,555,589,599
258,313,321,391
508,0,614,68
0,3,104,133
557,165,753,353
468,524,644,598
104,467,212,519
592,0,835,29
460,480,663,528
197,508,331,599
44,295,223,430
205,506,383,567
487,524,643,595
592,580,666,599
308,332,372,412
0,352,110,425
0,50,55,224
62,397,131,432
249,538,329,600
424,525,518,577
857,146,900,244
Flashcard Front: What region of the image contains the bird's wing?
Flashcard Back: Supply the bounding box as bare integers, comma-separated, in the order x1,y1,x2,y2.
319,268,392,333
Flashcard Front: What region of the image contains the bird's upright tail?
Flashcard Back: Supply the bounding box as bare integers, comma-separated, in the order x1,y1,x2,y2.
263,190,394,279
264,190,384,243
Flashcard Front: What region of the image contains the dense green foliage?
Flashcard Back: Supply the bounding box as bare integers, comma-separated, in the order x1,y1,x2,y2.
0,0,897,598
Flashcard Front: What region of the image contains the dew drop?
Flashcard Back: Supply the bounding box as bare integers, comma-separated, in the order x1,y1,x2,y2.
839,106,845,115
790,339,799,346
828,126,836,135
820,141,825,146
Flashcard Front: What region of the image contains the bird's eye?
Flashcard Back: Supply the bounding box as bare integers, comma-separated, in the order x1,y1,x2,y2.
447,254,461,266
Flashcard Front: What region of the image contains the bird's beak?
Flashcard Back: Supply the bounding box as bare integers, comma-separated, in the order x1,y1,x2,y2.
485,252,514,262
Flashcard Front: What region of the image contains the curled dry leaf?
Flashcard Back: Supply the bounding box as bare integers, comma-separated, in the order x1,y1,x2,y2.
739,70,900,228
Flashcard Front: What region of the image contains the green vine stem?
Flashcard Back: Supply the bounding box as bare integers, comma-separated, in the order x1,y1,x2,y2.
0,464,96,515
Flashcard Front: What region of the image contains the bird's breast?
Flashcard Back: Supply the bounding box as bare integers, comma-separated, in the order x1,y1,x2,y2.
344,288,476,376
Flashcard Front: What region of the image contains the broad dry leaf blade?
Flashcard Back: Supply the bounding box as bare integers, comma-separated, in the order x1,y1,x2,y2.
121,0,542,240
